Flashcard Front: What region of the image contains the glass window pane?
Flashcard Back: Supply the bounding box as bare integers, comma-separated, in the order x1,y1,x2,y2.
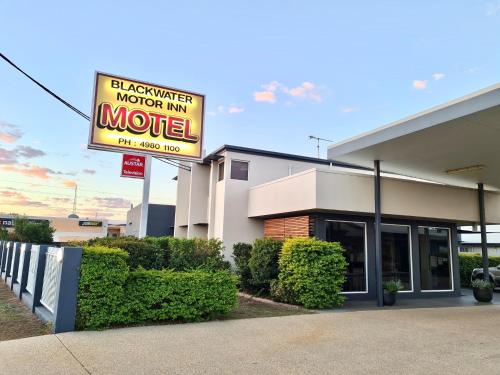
218,162,224,181
381,225,412,291
419,227,452,290
231,160,248,180
326,221,366,292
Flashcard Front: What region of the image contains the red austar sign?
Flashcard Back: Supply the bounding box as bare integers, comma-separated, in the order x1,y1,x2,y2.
121,154,146,179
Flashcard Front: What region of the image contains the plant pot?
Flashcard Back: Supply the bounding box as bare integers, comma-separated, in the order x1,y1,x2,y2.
473,287,493,303
383,291,396,306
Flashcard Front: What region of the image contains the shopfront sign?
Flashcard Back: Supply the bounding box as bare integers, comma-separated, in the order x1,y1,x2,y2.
121,154,146,179
88,72,205,161
78,220,103,227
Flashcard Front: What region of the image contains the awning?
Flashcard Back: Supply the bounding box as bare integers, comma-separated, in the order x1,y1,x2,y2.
328,84,500,191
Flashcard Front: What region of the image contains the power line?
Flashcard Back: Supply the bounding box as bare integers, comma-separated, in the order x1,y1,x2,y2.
1,52,192,172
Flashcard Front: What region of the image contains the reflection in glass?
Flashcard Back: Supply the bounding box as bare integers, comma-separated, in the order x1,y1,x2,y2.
326,221,366,292
419,227,452,290
381,225,412,290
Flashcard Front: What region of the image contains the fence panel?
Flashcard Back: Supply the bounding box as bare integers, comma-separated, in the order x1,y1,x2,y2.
25,245,40,295
40,247,62,313
16,244,27,284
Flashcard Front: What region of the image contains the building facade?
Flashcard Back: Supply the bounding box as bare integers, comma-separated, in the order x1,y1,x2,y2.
174,145,500,299
126,204,176,237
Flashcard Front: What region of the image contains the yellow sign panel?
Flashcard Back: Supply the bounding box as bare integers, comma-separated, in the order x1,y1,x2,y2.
88,72,204,161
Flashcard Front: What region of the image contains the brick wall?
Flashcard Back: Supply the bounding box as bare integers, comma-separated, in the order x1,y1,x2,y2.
263,215,314,240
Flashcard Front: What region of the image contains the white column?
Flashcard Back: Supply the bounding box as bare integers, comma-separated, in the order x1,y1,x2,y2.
138,155,152,238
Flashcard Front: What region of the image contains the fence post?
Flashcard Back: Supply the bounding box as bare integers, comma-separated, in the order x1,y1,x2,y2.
35,247,82,333
13,243,32,299
0,240,4,272
21,245,48,313
1,241,13,281
7,242,21,290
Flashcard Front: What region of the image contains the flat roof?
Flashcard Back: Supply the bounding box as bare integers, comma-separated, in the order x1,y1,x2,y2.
328,83,500,190
203,144,370,170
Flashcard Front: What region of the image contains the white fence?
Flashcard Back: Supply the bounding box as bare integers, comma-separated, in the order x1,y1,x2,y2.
40,247,63,313
0,241,82,333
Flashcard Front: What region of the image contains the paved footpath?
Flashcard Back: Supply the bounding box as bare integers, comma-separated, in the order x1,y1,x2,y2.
1,305,499,375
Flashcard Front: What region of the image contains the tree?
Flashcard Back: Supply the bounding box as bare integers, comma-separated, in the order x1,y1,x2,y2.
13,217,55,244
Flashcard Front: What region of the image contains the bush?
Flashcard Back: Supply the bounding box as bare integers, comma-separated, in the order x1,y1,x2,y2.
144,236,171,266
89,237,164,270
271,238,347,309
459,253,500,287
248,238,283,293
233,242,253,289
122,269,238,323
12,217,54,244
167,237,230,271
76,246,129,330
0,228,7,240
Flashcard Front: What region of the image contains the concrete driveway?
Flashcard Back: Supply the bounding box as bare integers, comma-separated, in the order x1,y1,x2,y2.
1,305,499,375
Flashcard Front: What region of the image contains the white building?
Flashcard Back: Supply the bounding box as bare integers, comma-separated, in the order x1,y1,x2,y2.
175,84,500,304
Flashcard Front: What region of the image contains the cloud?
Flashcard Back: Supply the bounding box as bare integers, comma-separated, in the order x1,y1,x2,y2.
432,73,445,81
283,82,322,102
92,197,131,209
0,164,56,179
63,180,77,188
228,106,245,114
341,106,360,113
254,90,276,103
82,169,96,175
0,147,18,165
0,189,49,208
0,121,23,143
254,81,323,103
413,80,428,90
15,145,45,158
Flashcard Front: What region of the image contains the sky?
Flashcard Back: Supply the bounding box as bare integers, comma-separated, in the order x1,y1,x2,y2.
1,1,500,222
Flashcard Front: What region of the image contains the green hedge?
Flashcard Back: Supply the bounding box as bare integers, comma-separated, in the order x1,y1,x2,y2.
122,269,238,323
76,245,237,330
76,246,129,330
459,253,500,287
271,238,347,309
248,238,283,293
233,242,253,290
166,237,230,271
88,237,164,270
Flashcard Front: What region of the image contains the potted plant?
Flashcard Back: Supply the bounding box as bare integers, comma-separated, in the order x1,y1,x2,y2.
472,279,493,303
383,280,403,306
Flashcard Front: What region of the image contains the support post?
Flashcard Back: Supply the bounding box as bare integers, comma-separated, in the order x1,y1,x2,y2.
374,160,383,307
478,183,489,281
138,155,152,239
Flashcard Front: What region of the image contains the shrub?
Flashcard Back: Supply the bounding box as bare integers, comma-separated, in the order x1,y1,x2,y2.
168,237,230,271
76,246,129,330
471,278,493,289
89,237,164,270
248,238,283,293
383,280,403,294
122,269,238,323
271,238,347,309
459,253,500,287
12,217,54,244
0,228,7,240
233,242,253,289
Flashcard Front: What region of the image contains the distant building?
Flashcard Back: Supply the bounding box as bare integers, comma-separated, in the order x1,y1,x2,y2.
126,204,175,237
459,243,500,257
0,215,125,243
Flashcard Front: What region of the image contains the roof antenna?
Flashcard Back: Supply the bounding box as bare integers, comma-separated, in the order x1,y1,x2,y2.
309,135,334,159
72,185,78,215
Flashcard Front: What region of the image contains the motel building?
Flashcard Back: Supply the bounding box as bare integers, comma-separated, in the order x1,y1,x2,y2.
175,84,500,305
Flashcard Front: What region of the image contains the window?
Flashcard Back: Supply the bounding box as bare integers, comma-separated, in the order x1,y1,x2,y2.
218,161,224,181
381,224,412,291
230,160,249,180
419,227,452,291
326,220,367,292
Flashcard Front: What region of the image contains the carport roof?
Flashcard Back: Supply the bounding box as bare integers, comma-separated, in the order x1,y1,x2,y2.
328,83,500,190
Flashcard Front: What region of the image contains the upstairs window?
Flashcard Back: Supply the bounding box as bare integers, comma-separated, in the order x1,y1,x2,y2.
231,160,249,180
218,161,225,181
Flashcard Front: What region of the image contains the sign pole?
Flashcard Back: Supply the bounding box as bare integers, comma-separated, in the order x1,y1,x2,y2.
138,155,152,238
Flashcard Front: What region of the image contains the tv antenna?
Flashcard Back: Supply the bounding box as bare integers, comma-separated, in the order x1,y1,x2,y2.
309,135,334,159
